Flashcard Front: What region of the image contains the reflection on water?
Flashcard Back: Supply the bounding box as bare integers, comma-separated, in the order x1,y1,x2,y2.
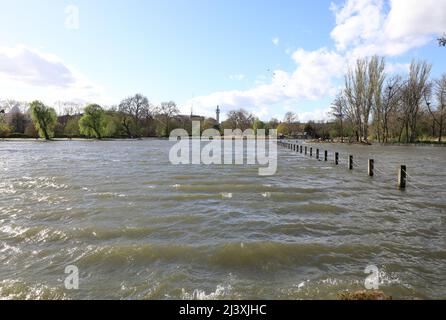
0,139,445,299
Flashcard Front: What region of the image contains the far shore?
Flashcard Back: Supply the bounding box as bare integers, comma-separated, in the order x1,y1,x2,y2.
299,139,446,147
1,136,446,147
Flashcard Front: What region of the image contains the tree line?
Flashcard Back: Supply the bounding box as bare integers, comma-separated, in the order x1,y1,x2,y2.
0,94,193,140
0,95,281,140
330,57,445,143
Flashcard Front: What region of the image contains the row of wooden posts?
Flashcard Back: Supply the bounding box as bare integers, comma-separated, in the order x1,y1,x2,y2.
278,141,407,190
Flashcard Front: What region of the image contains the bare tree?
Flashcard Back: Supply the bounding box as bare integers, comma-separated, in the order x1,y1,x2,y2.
344,56,386,143
156,101,179,137
330,92,347,142
369,56,386,142
345,59,366,142
377,76,403,143
0,100,30,133
55,101,83,116
283,111,298,124
118,94,153,138
225,109,254,131
426,74,446,142
0,99,28,113
267,118,279,130
401,60,432,143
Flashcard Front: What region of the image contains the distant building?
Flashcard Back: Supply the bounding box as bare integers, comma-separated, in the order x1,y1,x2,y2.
216,105,220,124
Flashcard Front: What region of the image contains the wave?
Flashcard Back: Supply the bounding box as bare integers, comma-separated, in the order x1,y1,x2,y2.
274,203,346,215
0,279,68,300
181,284,234,300
0,225,67,243
73,242,383,270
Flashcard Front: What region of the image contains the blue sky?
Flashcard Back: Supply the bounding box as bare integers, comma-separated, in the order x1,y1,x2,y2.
0,0,445,121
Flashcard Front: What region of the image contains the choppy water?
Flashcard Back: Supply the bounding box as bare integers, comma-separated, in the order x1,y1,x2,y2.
0,139,445,300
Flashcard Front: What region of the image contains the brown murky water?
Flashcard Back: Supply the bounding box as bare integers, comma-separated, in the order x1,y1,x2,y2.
0,139,445,299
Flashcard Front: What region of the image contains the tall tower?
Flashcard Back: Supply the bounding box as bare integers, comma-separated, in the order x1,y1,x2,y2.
216,105,220,124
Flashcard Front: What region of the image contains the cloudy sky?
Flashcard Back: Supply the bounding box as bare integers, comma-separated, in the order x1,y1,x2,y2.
0,0,445,121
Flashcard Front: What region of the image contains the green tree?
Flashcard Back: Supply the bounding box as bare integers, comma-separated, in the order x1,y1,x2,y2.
79,104,106,139
253,119,266,134
29,101,57,140
277,123,292,137
64,116,81,138
202,118,219,131
0,115,11,137
104,113,122,138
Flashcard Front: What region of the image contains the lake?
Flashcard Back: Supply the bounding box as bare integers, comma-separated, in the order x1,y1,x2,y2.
0,139,445,299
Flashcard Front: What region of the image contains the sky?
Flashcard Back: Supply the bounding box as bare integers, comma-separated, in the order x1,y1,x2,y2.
0,0,445,121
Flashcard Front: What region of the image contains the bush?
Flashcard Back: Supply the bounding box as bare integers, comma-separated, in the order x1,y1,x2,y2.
0,122,11,138
24,123,39,138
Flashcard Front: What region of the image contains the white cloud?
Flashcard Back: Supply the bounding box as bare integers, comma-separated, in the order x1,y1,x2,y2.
330,0,385,51
188,48,345,119
298,107,332,123
0,45,106,105
331,0,446,56
188,0,446,121
229,74,246,81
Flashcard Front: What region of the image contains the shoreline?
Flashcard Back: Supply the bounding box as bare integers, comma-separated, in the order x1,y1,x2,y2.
2,137,446,147
299,139,446,148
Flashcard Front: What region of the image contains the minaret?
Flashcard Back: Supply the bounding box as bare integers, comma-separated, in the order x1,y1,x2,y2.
216,105,220,124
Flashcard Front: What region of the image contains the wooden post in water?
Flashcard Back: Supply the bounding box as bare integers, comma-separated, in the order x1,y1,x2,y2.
324,150,328,162
335,152,339,165
310,147,313,157
368,159,374,177
316,149,319,160
348,155,353,170
398,165,407,190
